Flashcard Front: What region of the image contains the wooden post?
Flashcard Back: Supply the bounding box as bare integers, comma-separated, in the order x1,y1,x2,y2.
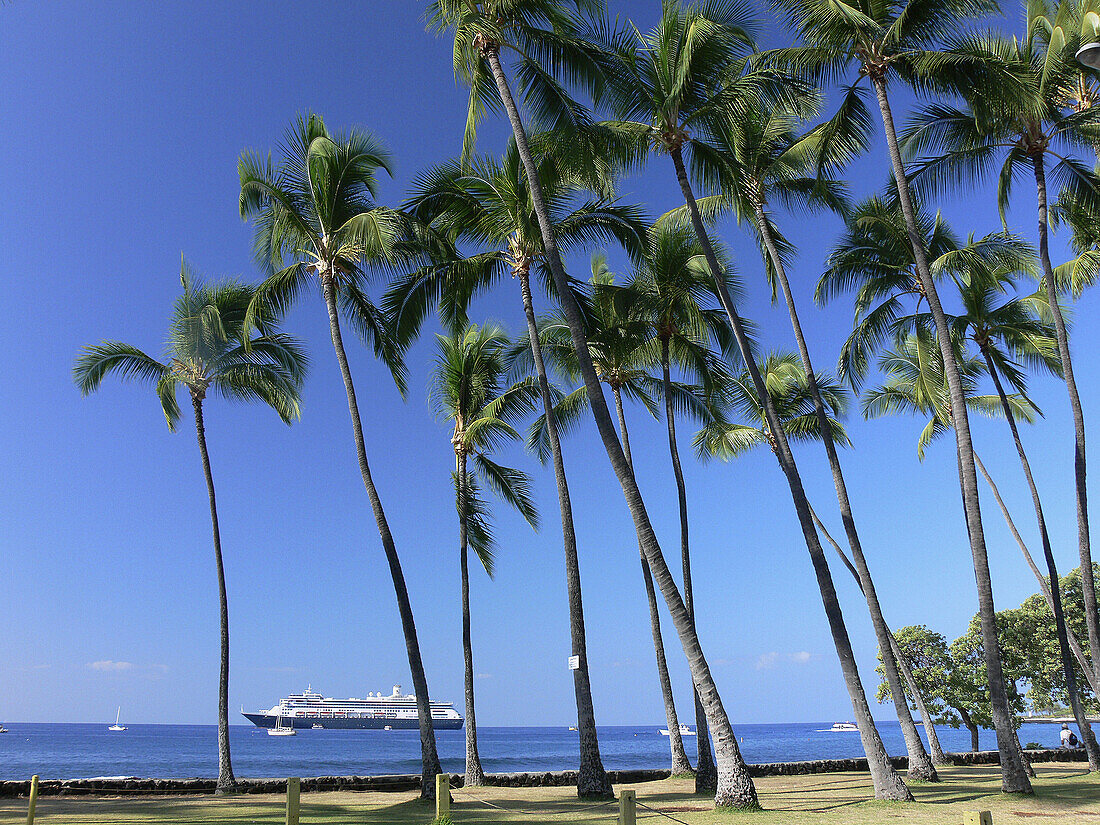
285,777,300,825
435,774,450,822
963,812,993,825
26,776,39,825
618,789,636,825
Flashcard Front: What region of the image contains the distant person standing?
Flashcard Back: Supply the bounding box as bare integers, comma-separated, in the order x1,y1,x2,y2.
1061,724,1073,748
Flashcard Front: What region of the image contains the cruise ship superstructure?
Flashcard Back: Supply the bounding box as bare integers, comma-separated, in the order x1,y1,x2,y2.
242,686,464,730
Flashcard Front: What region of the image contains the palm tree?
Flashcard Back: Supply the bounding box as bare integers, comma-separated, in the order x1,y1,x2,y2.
429,1,762,806
900,5,1100,705
705,87,940,778
430,323,541,785
389,141,645,799
517,254,696,777
595,1,911,799
625,224,740,791
951,264,1100,770
237,113,443,797
765,0,1033,790
74,263,307,794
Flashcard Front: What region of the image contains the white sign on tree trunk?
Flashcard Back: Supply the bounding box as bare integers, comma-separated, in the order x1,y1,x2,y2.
568,655,580,671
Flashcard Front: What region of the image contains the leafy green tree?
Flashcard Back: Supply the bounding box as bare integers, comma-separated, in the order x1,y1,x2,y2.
902,3,1100,716
430,323,541,785
766,0,1032,788
596,0,910,799
390,140,644,799
237,113,442,796
428,0,763,806
74,264,307,794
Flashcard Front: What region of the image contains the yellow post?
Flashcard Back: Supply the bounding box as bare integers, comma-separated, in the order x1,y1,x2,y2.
963,812,993,825
619,789,636,825
435,774,450,821
26,776,39,825
285,777,300,825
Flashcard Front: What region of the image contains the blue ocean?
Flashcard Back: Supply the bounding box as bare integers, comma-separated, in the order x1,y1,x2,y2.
0,722,1070,781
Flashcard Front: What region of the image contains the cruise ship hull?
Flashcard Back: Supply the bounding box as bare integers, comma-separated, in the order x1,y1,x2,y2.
242,712,463,731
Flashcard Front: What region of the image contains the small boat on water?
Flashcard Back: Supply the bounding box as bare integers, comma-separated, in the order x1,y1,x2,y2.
0,724,8,733
311,723,323,730
828,721,859,732
268,715,296,736
568,726,578,731
659,724,696,737
108,707,127,732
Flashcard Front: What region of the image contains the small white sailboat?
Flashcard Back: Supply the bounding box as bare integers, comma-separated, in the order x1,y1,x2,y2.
0,724,8,733
268,714,296,736
108,707,127,732
659,724,696,737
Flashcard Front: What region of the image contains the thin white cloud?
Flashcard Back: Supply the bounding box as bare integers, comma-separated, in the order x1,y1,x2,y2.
755,652,780,670
88,660,133,672
475,673,493,680
790,651,812,664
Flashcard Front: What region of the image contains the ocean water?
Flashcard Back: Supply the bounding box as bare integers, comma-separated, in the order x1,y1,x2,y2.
0,722,1070,781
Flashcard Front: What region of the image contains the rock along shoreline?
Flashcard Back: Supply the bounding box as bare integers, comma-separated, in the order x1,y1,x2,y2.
0,749,1087,797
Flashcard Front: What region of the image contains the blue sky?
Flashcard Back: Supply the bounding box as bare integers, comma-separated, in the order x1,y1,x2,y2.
2,0,1098,730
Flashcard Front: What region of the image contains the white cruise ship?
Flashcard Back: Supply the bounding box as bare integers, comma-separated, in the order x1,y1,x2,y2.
242,685,463,731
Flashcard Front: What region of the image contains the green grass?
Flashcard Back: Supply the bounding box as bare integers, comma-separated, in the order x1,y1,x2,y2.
2,765,1098,824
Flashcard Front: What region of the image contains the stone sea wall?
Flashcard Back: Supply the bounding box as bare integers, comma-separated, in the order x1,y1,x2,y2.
0,749,1086,797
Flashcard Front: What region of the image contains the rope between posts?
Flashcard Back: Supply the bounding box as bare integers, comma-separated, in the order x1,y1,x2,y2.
636,800,695,825
451,786,618,816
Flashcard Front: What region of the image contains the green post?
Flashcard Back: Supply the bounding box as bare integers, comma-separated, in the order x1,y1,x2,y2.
26,776,39,825
285,777,300,825
618,789,636,825
435,774,450,822
963,812,993,825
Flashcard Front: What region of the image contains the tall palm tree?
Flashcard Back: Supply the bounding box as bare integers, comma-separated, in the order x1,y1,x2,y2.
74,264,307,794
237,113,443,797
950,265,1100,769
515,255,696,776
625,224,740,791
389,142,645,799
430,323,541,785
595,1,911,799
429,1,762,807
705,86,940,778
765,0,1033,789
901,5,1100,703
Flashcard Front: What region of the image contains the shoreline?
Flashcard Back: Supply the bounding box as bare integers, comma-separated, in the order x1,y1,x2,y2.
0,748,1087,797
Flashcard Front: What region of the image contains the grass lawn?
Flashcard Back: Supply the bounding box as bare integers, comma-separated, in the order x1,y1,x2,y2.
2,765,1099,824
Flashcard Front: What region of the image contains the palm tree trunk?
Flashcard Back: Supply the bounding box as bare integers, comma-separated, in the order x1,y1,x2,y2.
870,74,1032,794
458,452,486,785
613,387,693,776
974,452,1098,691
320,275,441,798
957,707,980,752
1032,154,1100,693
191,394,236,795
809,506,948,764
670,143,910,802
482,46,759,809
659,338,717,792
518,269,611,799
978,353,1100,770
755,203,937,782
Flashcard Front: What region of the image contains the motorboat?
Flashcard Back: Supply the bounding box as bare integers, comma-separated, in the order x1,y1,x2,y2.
659,724,696,737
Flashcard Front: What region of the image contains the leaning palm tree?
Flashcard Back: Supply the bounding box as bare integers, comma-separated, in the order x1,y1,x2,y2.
74,263,307,794
901,5,1100,703
429,0,763,807
625,224,740,791
595,1,911,799
430,323,541,785
237,113,442,797
517,254,696,777
764,0,1033,789
389,141,645,799
950,264,1100,770
704,88,939,778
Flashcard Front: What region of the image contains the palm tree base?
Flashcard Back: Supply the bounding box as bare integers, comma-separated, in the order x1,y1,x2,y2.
694,760,717,794
214,780,238,796
577,770,614,801
906,763,939,783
